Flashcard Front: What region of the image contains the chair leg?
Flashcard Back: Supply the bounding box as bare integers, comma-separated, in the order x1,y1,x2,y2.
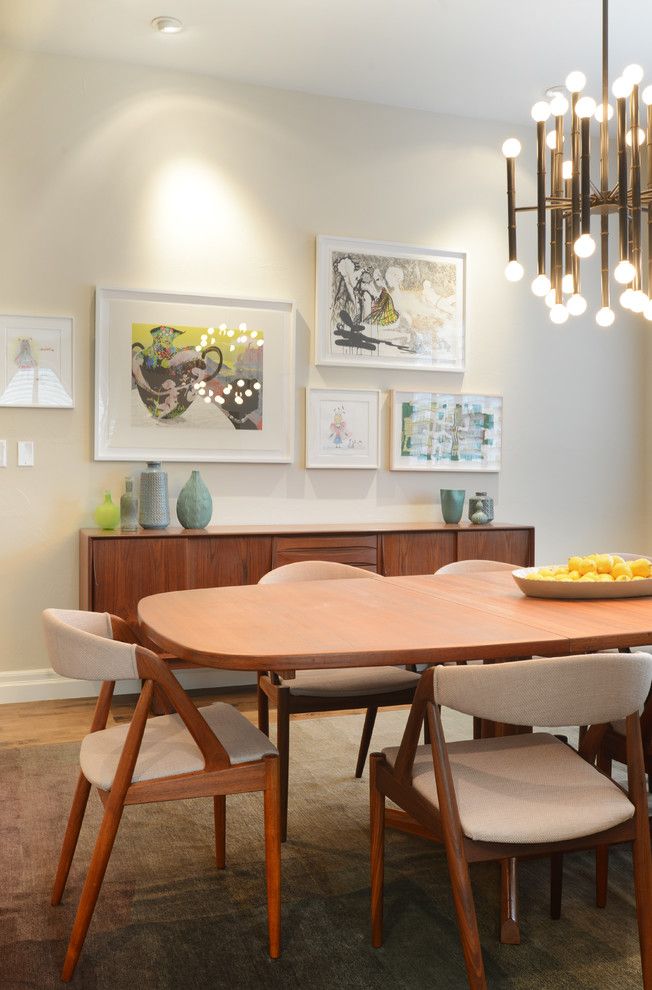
52,772,92,906
472,717,482,740
550,852,563,920
276,688,290,843
61,797,125,982
263,756,282,960
257,674,270,736
596,751,612,908
500,858,520,944
446,842,487,988
355,707,378,778
214,795,226,869
369,754,385,948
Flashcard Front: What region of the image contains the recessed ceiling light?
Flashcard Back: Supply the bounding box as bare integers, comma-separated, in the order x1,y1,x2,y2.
151,16,183,34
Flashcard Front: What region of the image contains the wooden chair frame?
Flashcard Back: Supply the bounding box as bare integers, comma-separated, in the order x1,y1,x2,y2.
258,670,418,842
370,668,652,990
52,616,281,982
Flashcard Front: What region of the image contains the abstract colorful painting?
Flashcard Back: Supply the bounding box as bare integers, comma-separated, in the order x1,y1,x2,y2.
316,236,465,371
0,315,73,408
306,388,380,469
390,391,502,472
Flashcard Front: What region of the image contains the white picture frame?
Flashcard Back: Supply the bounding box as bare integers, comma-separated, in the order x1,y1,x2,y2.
315,234,466,372
0,314,74,408
390,390,502,472
94,287,295,462
306,388,380,469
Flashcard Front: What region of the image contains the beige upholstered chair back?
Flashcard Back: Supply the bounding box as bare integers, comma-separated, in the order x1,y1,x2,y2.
436,559,516,576
259,560,380,585
42,608,139,681
433,652,652,728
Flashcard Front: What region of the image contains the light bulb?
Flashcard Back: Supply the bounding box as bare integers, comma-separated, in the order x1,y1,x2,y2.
643,85,652,106
574,233,596,258
567,293,588,316
623,63,644,86
612,76,633,99
502,138,522,158
562,159,573,180
626,127,646,147
631,290,648,313
596,307,615,327
531,101,551,122
620,288,635,309
546,130,558,150
562,273,574,294
594,102,614,122
550,303,569,324
614,259,636,284
545,289,557,308
151,15,183,33
576,96,597,118
505,260,524,282
566,71,586,93
531,273,551,297
549,92,569,116
644,299,652,321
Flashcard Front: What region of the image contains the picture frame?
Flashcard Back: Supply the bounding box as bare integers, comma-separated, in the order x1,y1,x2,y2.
94,287,295,462
315,235,466,371
0,314,74,408
305,388,380,469
390,390,502,472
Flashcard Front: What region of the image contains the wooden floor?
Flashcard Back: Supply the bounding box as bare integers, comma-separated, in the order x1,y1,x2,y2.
1,686,384,749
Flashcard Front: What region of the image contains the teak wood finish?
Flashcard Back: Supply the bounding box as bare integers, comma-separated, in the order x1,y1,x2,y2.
369,669,652,990
52,617,281,983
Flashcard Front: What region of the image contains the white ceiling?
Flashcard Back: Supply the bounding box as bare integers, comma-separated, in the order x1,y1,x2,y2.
1,0,651,124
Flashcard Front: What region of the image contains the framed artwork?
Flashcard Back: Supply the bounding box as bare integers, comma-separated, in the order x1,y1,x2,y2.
390,391,502,472
305,388,380,469
94,287,295,462
0,314,73,408
315,235,465,371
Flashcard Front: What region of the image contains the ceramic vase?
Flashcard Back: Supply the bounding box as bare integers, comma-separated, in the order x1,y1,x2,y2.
176,469,213,529
139,462,170,530
120,477,139,531
440,488,465,524
94,491,120,530
468,491,494,524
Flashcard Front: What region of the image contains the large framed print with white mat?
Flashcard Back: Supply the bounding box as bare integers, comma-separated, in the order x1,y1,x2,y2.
94,287,295,462
0,314,73,408
390,391,502,472
305,388,380,469
316,235,465,371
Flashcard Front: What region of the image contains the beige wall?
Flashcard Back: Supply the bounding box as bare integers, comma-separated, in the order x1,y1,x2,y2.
0,48,645,679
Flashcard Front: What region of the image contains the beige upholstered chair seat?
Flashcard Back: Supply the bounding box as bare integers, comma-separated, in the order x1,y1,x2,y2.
383,732,634,844
81,702,277,791
281,666,421,698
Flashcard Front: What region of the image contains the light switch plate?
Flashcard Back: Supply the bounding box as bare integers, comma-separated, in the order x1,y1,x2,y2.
0,440,6,467
17,440,34,466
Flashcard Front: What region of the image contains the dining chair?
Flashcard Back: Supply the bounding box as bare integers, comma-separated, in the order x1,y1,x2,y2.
256,560,421,841
436,559,517,576
42,608,281,982
369,652,652,990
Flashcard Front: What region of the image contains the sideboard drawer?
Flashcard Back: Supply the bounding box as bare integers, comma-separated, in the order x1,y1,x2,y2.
271,535,378,571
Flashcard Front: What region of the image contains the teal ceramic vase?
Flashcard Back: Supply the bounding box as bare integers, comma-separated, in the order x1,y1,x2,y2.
176,469,213,529
440,488,465,524
94,491,120,530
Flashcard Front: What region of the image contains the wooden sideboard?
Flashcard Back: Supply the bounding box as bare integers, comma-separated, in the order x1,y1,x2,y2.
80,523,535,633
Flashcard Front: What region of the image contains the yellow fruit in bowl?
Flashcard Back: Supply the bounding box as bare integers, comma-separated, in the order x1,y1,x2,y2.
612,562,633,580
578,558,597,575
526,571,542,580
597,573,615,582
595,554,613,574
569,570,581,580
630,558,652,578
632,575,645,581
568,555,583,572
612,555,625,566
615,574,632,582
538,568,555,579
579,572,598,581
556,575,572,582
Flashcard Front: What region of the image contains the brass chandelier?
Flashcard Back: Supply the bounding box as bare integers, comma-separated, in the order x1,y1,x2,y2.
502,0,652,326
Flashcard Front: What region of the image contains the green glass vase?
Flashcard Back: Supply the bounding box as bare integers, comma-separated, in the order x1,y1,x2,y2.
94,491,120,530
176,470,213,529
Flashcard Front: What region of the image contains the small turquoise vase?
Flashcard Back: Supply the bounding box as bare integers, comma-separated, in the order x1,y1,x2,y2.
440,488,465,524
176,470,213,529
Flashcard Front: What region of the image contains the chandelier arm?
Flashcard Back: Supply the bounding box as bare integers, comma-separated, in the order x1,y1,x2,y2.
600,0,610,310
571,94,581,293
506,157,517,262
536,121,547,277
648,105,652,297
564,175,574,291
617,96,629,265
630,85,642,290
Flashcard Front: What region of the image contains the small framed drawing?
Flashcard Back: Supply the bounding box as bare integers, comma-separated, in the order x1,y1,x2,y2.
390,391,502,472
95,287,295,462
315,235,465,372
0,314,73,408
306,388,380,469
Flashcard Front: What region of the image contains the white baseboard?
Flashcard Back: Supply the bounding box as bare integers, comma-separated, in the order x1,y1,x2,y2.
0,666,256,705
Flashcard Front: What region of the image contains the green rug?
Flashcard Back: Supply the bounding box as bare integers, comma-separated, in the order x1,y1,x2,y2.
0,709,645,989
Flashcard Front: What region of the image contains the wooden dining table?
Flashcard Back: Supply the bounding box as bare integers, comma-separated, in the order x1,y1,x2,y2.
137,569,652,944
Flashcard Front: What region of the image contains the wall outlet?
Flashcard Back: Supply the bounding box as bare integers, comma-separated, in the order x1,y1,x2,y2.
0,440,6,467
17,440,34,466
